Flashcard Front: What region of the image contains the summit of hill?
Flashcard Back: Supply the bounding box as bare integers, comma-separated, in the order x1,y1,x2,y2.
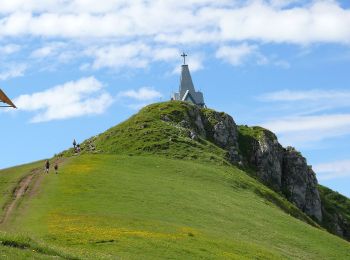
0,101,349,259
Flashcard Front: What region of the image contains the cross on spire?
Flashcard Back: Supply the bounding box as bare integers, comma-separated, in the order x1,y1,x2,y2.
181,52,187,65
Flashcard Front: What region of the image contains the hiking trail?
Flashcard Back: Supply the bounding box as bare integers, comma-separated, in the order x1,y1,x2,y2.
0,158,66,225
0,168,42,225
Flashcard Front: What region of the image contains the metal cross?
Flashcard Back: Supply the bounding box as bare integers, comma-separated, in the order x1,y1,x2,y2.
181,52,187,65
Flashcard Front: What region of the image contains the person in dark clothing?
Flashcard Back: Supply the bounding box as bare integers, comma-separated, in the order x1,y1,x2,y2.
45,160,50,174
73,139,77,149
54,163,58,174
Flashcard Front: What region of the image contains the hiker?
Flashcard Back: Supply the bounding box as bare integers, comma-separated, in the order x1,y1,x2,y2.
45,160,50,174
77,144,81,153
73,139,77,149
54,163,58,174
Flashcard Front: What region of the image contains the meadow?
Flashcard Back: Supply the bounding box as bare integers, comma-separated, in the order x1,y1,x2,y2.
0,154,349,259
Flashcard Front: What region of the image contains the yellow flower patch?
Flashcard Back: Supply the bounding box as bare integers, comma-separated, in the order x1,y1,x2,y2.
66,164,94,175
47,213,200,244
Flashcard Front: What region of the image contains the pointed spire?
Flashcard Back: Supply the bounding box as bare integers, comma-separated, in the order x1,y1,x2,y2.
172,53,205,107
179,64,196,97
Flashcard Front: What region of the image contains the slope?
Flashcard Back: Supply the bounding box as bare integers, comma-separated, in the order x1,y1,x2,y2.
0,101,349,259
2,154,350,259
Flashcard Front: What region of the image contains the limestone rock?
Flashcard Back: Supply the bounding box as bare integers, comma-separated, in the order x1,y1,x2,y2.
169,104,242,164
249,132,283,190
239,127,322,221
282,147,322,221
204,111,241,164
164,103,323,222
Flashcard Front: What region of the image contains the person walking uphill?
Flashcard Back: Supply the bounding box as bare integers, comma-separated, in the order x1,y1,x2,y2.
45,160,50,174
54,163,58,174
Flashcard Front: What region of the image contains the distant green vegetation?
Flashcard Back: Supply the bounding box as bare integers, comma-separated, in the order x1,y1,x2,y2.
1,155,349,259
319,185,350,240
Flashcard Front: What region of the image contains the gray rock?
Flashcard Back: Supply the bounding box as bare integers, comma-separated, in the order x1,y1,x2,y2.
244,131,322,221
282,147,322,221
250,134,284,190
163,102,323,222
202,111,242,164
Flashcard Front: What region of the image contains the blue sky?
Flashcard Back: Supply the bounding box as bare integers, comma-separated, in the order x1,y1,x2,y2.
1,0,350,197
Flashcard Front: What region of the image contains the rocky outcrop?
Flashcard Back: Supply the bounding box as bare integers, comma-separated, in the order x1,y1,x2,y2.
243,130,284,190
202,110,241,164
237,127,322,221
282,147,322,221
167,104,323,222
166,105,242,164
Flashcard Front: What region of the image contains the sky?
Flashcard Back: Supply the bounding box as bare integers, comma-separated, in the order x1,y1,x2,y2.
0,0,350,197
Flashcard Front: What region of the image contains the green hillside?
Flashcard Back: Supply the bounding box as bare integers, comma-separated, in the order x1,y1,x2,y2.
1,155,349,259
73,101,231,165
0,101,349,259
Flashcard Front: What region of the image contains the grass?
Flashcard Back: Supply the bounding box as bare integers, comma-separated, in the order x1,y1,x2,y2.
2,154,349,259
0,231,79,259
318,185,350,240
0,101,349,259
61,101,231,165
0,160,43,217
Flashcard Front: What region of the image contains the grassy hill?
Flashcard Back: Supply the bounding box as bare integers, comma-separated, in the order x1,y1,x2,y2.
1,155,350,259
0,101,349,259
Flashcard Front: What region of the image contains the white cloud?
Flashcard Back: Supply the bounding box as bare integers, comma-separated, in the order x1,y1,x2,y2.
216,44,257,66
86,43,151,70
30,42,66,59
257,89,350,147
172,53,204,74
263,114,350,133
260,89,350,102
219,1,350,44
0,64,26,80
0,44,21,54
13,77,113,122
215,43,290,67
0,0,232,14
262,114,350,146
118,87,162,101
152,48,179,62
0,1,348,45
258,89,350,117
85,44,182,70
314,159,350,180
0,1,348,74
117,86,162,110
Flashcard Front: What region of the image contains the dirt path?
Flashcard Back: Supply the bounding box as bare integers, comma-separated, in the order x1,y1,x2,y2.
0,158,66,225
0,158,67,225
0,168,42,225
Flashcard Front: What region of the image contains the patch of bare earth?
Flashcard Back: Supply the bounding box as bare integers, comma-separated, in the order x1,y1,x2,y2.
0,168,42,225
0,158,67,225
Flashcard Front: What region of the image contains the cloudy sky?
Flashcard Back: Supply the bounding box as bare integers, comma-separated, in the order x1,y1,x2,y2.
1,0,350,197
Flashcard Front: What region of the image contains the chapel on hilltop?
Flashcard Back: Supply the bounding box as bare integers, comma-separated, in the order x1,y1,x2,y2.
172,53,205,108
